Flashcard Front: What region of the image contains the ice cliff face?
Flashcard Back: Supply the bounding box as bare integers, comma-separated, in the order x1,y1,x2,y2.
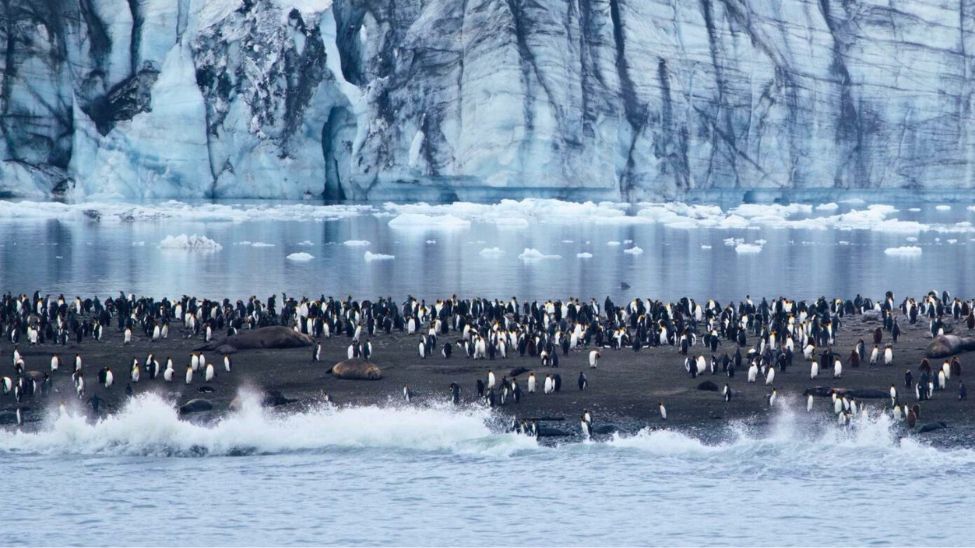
2,0,975,200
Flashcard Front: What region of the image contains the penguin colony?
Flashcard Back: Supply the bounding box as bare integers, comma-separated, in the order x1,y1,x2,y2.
0,290,971,437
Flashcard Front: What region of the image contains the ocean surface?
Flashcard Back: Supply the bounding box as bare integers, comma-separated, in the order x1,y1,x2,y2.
3,197,975,546
1,394,973,546
0,198,973,302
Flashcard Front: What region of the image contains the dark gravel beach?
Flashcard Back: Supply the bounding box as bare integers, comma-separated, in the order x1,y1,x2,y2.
2,299,973,440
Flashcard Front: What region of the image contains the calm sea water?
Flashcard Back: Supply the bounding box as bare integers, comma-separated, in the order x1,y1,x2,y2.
0,199,973,301
2,198,975,546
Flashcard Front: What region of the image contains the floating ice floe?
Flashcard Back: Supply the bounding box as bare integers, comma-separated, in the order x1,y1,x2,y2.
364,251,395,261
607,241,621,246
425,240,437,245
0,200,370,223
623,246,643,255
131,241,145,247
518,248,561,261
479,247,504,258
815,202,839,211
296,240,313,246
884,246,922,257
387,213,471,230
700,244,712,250
734,243,763,254
343,240,371,247
159,234,222,251
576,252,593,259
936,205,952,211
286,252,314,261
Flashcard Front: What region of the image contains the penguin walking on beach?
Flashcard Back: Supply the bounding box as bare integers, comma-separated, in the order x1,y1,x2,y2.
810,360,819,379
449,382,460,405
528,372,537,393
185,365,194,385
833,358,842,379
578,371,588,391
884,344,894,366
312,343,321,362
224,355,232,373
589,350,600,369
441,343,452,359
487,370,496,390
890,385,898,407
806,393,814,412
767,388,777,407
205,363,215,382
403,385,412,402
658,402,667,421
722,384,732,403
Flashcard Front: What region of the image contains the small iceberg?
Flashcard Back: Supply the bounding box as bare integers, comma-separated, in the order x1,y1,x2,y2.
884,246,922,257
364,251,395,261
286,252,314,262
518,248,561,261
734,243,763,254
159,234,222,251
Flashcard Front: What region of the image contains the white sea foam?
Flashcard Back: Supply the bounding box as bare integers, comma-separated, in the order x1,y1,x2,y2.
884,246,922,257
364,251,395,261
286,252,314,261
158,234,222,251
0,393,533,458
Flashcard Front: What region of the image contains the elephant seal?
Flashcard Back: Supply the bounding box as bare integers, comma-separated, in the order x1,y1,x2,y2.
926,335,975,359
198,326,314,354
805,387,892,399
696,380,719,392
509,367,529,378
179,399,214,415
918,421,948,434
331,359,383,380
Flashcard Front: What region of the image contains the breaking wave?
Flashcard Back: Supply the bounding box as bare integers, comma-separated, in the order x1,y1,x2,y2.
1,393,971,467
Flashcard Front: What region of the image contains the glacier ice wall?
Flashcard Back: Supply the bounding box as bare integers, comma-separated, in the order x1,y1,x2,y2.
1,0,975,200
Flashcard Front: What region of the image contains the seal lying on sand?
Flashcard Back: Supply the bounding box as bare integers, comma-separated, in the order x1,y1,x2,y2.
198,326,314,354
926,335,975,359
331,359,383,380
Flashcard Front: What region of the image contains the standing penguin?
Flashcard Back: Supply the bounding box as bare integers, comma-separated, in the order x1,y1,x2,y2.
767,388,778,407
589,350,600,369
205,363,215,382
185,365,194,385
658,402,667,421
487,370,496,390
723,384,732,402
449,382,460,405
312,343,321,362
884,344,894,366
833,358,843,379
580,410,593,439
578,371,588,391
527,372,537,393
403,385,412,402
223,355,232,372
806,393,814,412
890,385,898,407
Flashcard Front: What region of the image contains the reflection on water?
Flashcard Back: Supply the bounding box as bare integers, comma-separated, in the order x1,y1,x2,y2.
0,200,973,301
